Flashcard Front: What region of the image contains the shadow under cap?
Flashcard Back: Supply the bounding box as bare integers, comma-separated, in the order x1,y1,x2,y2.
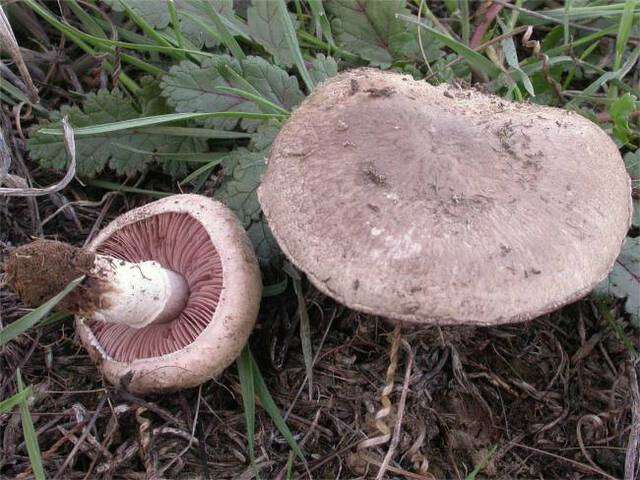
258,68,632,326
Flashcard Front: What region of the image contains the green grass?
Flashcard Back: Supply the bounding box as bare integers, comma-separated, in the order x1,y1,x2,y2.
0,276,84,348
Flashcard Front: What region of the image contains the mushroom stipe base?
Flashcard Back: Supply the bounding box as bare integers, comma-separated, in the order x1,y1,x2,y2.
5,239,107,314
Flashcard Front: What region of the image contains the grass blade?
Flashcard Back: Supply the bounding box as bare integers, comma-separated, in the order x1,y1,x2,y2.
250,350,306,464
179,156,226,185
118,0,175,50
16,370,45,480
141,127,254,139
87,180,172,198
0,387,32,414
38,112,286,136
214,86,291,115
237,347,258,478
284,264,313,400
397,13,502,78
308,0,334,47
197,1,246,60
458,0,470,45
262,278,288,298
615,0,638,71
0,276,84,347
563,0,573,45
167,0,185,49
65,0,107,39
566,44,640,108
465,444,498,480
274,0,314,91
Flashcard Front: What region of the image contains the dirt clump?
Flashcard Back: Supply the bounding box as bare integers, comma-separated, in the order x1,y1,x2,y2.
4,239,96,311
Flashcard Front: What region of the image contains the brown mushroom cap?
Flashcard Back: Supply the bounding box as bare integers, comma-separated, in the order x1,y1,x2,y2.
76,194,261,393
258,69,632,326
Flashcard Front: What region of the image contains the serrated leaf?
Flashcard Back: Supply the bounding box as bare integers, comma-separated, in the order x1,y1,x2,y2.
27,90,206,177
106,0,170,29
214,147,280,262
609,93,637,144
309,54,338,84
249,120,281,151
179,0,235,48
161,55,303,131
595,237,640,327
246,0,297,67
326,0,425,67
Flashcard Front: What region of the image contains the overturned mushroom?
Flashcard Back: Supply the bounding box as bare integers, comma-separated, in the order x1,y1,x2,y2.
6,194,261,393
258,68,632,325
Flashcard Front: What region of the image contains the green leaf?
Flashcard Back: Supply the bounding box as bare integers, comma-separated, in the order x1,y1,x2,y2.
178,0,236,49
308,54,339,85
0,276,84,348
214,147,280,262
161,55,303,131
595,237,640,327
247,0,297,67
326,0,427,67
27,90,207,177
249,120,282,151
609,93,637,145
16,370,45,480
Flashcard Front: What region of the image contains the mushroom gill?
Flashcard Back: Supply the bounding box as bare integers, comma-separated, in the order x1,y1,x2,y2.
89,212,223,362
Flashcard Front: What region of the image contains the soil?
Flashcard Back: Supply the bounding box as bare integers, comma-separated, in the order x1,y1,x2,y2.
4,239,98,313
1,189,638,478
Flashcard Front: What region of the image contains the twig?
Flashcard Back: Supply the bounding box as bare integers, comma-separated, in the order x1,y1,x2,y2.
377,337,414,480
512,442,619,480
41,191,120,228
625,357,640,480
53,395,107,479
0,117,77,196
158,384,202,476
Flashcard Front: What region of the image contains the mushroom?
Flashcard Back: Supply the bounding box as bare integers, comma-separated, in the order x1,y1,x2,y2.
258,68,632,326
5,194,261,393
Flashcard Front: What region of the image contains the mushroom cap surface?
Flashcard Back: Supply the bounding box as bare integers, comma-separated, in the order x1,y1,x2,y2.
258,69,632,326
76,194,261,393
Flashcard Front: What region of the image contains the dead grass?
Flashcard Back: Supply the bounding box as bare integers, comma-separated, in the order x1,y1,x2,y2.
1,190,638,479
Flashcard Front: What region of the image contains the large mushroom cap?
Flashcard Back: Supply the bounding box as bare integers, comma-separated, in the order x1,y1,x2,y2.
258,69,632,326
76,194,261,393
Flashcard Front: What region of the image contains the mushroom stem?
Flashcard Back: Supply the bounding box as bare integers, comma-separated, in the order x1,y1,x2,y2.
91,255,189,329
4,239,189,330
